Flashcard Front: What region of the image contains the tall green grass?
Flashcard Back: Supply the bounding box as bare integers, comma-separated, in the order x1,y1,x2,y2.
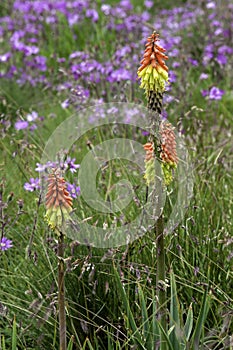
0,1,232,349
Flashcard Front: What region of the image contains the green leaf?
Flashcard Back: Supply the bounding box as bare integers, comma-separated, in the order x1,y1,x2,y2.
12,315,17,350
113,266,145,349
82,338,95,350
157,321,174,350
2,335,6,350
138,284,150,340
184,303,193,341
67,336,74,350
169,271,181,350
151,290,160,348
191,290,211,350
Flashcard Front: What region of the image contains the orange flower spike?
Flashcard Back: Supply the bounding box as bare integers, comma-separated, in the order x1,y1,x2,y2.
159,122,178,185
44,171,73,234
137,31,169,106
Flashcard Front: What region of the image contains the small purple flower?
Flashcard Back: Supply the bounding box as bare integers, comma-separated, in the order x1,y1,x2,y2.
214,28,223,36
202,86,225,101
24,178,40,192
86,9,99,22
14,120,29,130
201,89,209,97
169,70,177,83
26,111,38,122
35,161,56,172
172,61,180,68
216,53,227,65
120,0,133,11
209,86,225,100
101,4,111,15
199,73,209,80
35,163,48,172
206,1,216,9
61,99,70,109
66,183,81,199
66,157,80,173
188,58,198,66
0,237,13,251
144,0,153,8
0,52,11,62
109,68,132,82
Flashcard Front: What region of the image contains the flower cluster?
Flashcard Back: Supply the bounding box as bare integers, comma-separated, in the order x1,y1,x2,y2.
137,31,169,114
24,157,80,199
14,111,44,131
44,171,73,234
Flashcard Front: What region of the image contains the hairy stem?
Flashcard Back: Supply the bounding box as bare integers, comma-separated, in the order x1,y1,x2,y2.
58,233,66,350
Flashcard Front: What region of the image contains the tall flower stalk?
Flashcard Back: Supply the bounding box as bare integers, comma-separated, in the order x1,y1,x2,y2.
138,31,178,346
45,170,73,350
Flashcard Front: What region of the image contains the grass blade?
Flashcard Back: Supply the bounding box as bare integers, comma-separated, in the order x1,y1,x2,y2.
184,303,193,341
2,335,6,350
151,290,160,347
169,271,181,350
157,321,174,350
12,315,17,350
138,284,150,340
67,335,74,350
113,266,145,349
191,290,211,350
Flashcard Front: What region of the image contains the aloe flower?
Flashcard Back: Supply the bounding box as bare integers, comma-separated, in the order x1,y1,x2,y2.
44,170,73,233
137,31,169,114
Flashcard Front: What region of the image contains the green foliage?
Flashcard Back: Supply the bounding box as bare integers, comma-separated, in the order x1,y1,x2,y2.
113,268,212,350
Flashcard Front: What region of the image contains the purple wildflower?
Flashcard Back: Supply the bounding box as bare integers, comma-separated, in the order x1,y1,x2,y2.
26,111,38,122
65,157,80,173
61,99,70,109
0,237,13,251
188,58,198,66
86,9,99,22
66,183,81,199
0,52,11,62
101,4,111,15
144,0,153,8
199,73,209,80
14,120,29,130
35,161,56,172
216,54,227,65
201,86,225,100
24,178,40,191
209,86,225,100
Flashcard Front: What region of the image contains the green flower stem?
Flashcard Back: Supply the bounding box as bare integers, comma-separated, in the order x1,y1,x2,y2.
149,112,167,349
155,215,167,349
58,233,67,350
